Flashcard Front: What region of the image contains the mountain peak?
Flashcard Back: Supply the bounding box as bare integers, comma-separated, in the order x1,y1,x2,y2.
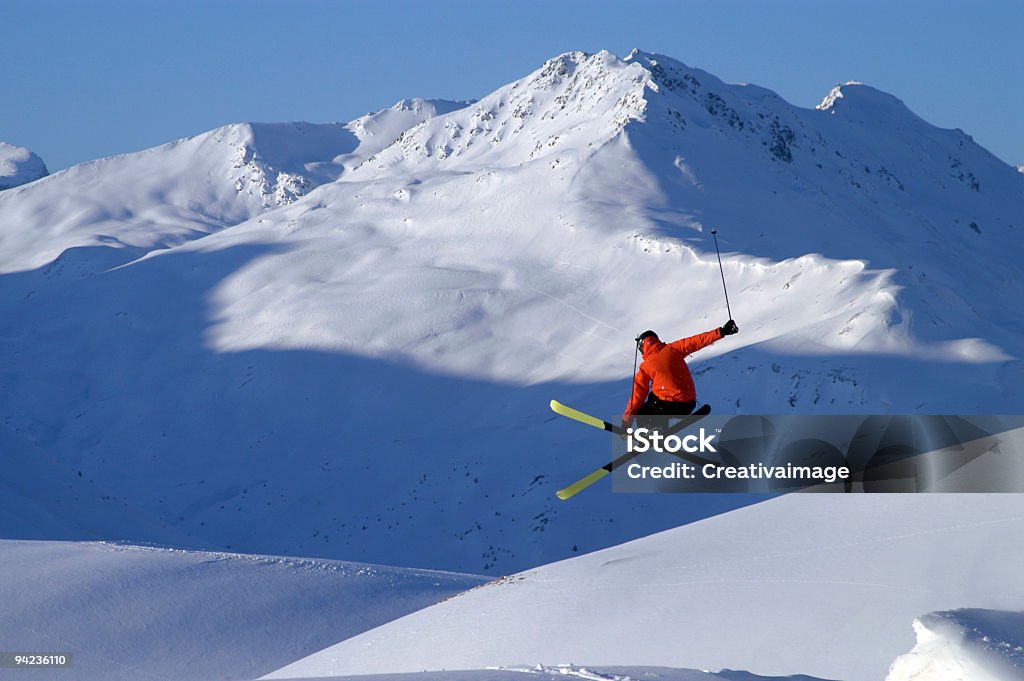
522,49,640,94
347,50,649,174
0,141,48,190
624,48,690,69
817,81,912,117
532,50,589,81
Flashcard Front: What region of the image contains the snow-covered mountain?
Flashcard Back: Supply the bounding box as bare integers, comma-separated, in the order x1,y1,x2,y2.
0,100,466,275
0,141,48,189
0,105,460,274
1,50,1023,577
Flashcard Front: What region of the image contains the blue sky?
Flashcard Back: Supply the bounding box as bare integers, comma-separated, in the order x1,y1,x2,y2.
3,0,1022,171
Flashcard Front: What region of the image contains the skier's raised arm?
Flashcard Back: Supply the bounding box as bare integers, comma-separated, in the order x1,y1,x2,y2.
669,320,739,356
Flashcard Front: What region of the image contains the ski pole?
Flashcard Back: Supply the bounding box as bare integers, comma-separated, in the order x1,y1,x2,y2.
710,228,733,320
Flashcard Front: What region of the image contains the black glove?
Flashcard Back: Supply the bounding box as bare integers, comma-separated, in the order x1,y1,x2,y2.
720,319,739,336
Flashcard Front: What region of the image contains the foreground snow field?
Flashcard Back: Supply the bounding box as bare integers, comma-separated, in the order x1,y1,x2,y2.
265,494,1024,681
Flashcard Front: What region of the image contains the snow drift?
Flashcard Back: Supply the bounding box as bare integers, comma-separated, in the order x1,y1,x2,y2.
886,609,1024,680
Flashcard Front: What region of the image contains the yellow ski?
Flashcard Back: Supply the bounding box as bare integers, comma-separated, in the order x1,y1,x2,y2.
550,400,712,500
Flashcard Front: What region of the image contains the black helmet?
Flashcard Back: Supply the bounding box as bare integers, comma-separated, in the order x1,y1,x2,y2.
635,330,658,352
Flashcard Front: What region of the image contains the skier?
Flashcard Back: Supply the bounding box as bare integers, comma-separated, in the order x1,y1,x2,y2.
622,320,739,430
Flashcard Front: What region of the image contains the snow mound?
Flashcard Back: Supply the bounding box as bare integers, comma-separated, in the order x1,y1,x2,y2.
0,141,48,189
886,609,1024,681
0,540,484,681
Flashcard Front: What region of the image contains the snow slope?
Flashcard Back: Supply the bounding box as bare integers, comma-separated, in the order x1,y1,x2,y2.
0,539,484,681
0,424,202,545
265,494,1024,681
0,140,48,189
256,666,836,681
1,50,1023,575
0,122,350,273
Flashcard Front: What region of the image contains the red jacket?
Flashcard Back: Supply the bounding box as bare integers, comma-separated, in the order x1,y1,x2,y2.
624,328,723,421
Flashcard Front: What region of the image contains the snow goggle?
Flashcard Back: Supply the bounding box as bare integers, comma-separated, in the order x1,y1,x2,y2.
635,331,657,352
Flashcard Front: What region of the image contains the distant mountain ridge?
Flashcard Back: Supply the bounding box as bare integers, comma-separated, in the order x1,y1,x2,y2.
0,100,463,274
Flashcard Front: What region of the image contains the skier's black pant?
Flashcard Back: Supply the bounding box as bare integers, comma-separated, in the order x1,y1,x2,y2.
635,395,695,431
637,394,695,417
